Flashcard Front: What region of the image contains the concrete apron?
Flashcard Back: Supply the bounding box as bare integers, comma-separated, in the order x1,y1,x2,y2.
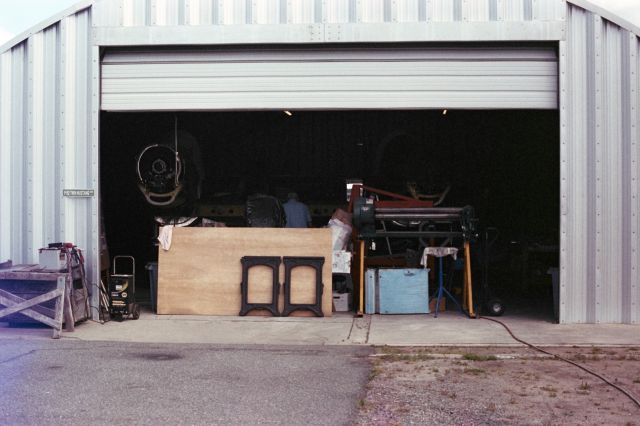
1,311,639,347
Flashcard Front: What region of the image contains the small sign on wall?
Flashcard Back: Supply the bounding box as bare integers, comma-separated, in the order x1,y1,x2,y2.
63,189,95,198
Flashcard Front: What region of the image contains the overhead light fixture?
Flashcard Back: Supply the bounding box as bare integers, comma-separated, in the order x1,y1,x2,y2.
283,110,292,116
442,109,448,115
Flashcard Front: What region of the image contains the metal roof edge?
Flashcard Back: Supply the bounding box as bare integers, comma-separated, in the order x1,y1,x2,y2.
567,0,640,37
0,0,638,55
0,0,95,54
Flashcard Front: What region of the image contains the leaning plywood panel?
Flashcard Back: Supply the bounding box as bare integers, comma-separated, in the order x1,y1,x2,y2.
157,228,333,316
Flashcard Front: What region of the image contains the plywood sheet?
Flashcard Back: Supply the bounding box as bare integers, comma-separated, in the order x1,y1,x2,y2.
157,228,333,316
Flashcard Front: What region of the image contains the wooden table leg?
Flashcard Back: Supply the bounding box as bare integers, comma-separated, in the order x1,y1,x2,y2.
52,277,66,338
64,276,75,332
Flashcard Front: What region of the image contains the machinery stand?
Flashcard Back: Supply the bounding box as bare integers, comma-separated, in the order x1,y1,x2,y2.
433,256,463,317
240,256,281,316
282,256,324,317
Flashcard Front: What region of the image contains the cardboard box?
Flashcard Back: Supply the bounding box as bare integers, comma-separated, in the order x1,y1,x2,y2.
333,292,351,312
328,219,352,251
331,209,353,226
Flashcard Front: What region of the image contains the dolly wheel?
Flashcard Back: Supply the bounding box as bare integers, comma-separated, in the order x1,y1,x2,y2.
131,304,140,320
485,298,505,316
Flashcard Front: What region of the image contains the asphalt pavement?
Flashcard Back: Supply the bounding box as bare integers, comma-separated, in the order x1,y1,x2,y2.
0,339,372,425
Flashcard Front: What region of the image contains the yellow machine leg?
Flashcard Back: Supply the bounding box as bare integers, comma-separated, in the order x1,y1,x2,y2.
463,241,476,318
357,240,365,316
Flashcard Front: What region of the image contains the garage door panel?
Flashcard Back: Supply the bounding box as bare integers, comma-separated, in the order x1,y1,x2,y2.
103,91,558,110
102,76,557,93
101,46,558,111
102,61,558,78
103,47,558,63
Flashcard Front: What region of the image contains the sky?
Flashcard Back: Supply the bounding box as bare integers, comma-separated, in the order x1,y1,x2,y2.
1,0,640,46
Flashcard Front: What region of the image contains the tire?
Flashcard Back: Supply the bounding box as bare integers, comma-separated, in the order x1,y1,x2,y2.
131,303,140,320
485,298,505,316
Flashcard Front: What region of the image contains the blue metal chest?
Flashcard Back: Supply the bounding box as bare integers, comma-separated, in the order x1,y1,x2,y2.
365,268,429,314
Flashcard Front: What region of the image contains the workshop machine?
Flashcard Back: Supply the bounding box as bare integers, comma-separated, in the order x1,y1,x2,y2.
109,256,140,321
348,184,488,317
351,190,477,242
136,143,184,207
136,116,204,210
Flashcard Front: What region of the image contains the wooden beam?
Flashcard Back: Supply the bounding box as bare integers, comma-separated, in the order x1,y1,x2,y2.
0,289,63,330
0,288,55,318
0,276,66,337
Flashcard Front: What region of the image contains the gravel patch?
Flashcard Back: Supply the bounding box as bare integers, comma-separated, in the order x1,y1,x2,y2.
357,346,640,426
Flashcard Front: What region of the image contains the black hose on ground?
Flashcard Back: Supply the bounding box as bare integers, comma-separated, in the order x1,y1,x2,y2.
480,316,640,410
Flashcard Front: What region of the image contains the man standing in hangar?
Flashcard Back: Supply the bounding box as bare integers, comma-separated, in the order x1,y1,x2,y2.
283,192,312,228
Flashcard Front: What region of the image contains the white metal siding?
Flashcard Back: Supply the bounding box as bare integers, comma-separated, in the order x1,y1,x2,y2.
561,4,640,323
90,0,567,26
101,46,558,111
634,32,640,324
0,8,99,312
90,0,566,45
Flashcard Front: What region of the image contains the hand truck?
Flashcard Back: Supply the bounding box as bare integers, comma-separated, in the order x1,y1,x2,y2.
109,256,140,321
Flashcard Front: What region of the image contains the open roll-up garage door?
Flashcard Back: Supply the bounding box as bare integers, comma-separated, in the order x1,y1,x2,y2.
101,45,558,111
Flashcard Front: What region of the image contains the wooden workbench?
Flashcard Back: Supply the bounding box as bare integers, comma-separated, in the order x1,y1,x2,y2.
0,264,87,338
158,227,333,316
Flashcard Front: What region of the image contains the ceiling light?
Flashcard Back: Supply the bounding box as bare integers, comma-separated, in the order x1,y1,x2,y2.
442,109,448,115
283,110,292,116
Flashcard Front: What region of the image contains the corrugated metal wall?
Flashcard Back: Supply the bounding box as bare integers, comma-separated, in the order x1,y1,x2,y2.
91,0,565,26
1,0,639,323
0,8,98,293
560,3,640,323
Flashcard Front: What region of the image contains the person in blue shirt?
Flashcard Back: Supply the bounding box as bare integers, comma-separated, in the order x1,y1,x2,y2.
283,192,312,228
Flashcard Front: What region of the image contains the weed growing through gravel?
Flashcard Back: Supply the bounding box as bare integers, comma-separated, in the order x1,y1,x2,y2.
572,353,587,361
541,385,558,397
369,365,382,381
462,353,498,361
380,353,434,362
463,367,486,375
579,382,591,391
576,383,591,395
